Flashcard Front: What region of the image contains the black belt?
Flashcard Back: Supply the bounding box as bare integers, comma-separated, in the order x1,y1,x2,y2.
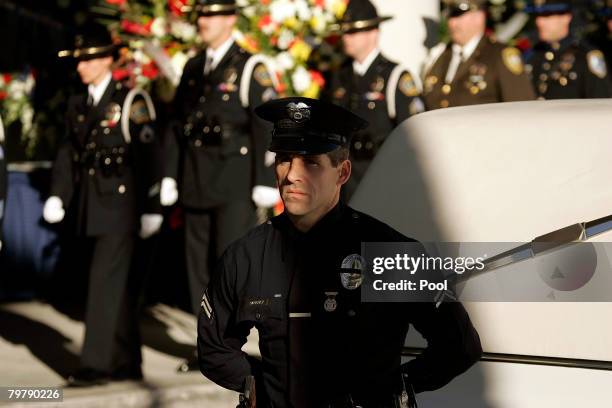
74,145,130,177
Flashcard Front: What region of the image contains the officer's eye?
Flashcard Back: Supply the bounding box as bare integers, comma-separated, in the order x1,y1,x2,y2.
303,156,320,167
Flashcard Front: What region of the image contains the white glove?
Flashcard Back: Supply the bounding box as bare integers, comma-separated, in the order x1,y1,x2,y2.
139,213,163,239
251,185,280,208
160,177,178,206
43,196,65,224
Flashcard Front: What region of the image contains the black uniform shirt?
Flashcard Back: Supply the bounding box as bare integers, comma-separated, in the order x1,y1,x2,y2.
198,202,482,407
526,35,612,99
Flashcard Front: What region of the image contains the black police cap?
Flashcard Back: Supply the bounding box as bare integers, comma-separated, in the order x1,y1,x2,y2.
195,0,240,16
58,24,118,61
255,97,368,155
334,0,392,34
443,0,486,18
524,0,573,16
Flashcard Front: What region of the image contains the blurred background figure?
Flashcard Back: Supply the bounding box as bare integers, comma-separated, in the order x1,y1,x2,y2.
422,0,535,109
0,116,5,253
42,24,162,386
524,0,611,99
322,0,425,201
161,0,279,372
588,0,612,73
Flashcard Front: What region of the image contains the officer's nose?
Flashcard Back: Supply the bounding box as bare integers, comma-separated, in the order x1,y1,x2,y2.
285,157,305,184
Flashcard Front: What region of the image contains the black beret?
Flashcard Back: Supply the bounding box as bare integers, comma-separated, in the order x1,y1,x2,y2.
255,97,368,155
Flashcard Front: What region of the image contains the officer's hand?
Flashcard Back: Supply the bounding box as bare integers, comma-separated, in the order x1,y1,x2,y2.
160,177,178,206
43,196,65,224
251,185,280,208
139,213,163,239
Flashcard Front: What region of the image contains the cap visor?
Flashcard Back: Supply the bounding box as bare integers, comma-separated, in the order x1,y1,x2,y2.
269,139,341,155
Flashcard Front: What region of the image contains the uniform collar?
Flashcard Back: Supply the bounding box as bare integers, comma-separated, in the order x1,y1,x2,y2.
206,36,235,71
87,72,112,106
452,32,483,61
537,34,575,51
277,201,345,239
352,48,381,76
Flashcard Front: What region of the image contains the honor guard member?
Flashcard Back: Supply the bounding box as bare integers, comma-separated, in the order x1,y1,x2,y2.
323,0,425,201
43,25,163,386
422,0,536,109
0,116,5,252
198,97,482,407
525,0,612,99
161,0,279,371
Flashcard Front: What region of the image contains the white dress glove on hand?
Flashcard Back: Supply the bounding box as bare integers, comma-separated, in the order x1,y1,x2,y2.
160,177,178,206
140,213,163,239
251,185,280,208
43,196,65,224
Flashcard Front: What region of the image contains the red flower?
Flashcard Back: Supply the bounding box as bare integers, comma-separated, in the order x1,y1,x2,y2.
142,62,159,79
2,73,11,84
515,37,532,52
314,0,325,8
169,0,189,17
258,14,272,30
310,70,325,87
0,91,7,100
261,0,271,5
121,20,151,36
105,0,126,5
112,68,130,81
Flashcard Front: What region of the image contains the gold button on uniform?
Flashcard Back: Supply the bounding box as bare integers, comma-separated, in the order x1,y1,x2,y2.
194,140,202,147
442,84,451,94
440,99,449,108
559,77,568,86
545,51,554,61
368,101,375,110
240,146,248,155
89,169,95,176
118,185,126,194
222,94,229,101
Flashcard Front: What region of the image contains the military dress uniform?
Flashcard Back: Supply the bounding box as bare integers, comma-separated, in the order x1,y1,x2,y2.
422,36,536,109
50,28,161,381
526,36,611,99
166,39,277,316
198,97,482,407
323,0,425,200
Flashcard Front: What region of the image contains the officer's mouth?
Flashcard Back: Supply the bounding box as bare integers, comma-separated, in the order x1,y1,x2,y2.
285,189,308,197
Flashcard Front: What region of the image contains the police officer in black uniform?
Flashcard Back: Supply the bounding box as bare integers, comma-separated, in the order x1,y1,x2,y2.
322,0,425,201
198,97,482,407
161,0,279,370
525,0,612,98
0,115,5,253
43,25,162,386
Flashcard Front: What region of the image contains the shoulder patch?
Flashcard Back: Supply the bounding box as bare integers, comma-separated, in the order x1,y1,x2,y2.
130,99,151,125
254,64,273,87
399,72,419,97
502,47,524,76
587,50,607,79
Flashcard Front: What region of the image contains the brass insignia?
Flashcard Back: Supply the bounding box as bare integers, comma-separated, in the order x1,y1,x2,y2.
424,75,438,93
340,254,365,290
129,100,151,125
254,64,273,87
224,68,238,84
334,87,346,100
100,103,121,128
286,102,311,123
587,50,607,79
372,76,385,92
398,73,419,97
502,47,524,75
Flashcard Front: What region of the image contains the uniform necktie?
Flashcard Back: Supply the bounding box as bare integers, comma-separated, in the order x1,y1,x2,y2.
445,48,465,83
87,93,94,107
204,53,214,75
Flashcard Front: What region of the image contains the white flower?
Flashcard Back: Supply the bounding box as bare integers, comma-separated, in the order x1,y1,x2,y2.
133,50,152,65
21,104,34,134
295,0,312,21
171,51,189,79
310,8,329,34
25,74,35,93
241,4,256,18
170,19,197,42
260,20,277,36
275,52,295,71
277,28,295,50
151,17,167,39
270,0,296,23
8,80,26,99
291,65,311,93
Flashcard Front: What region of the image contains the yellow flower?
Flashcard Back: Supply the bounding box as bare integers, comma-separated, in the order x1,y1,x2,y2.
284,17,301,30
289,39,312,62
303,82,320,98
333,0,347,19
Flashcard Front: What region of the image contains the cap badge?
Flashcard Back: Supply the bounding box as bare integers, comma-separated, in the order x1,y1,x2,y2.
286,102,311,124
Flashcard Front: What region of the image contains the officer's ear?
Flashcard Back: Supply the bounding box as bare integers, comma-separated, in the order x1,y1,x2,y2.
338,159,351,186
